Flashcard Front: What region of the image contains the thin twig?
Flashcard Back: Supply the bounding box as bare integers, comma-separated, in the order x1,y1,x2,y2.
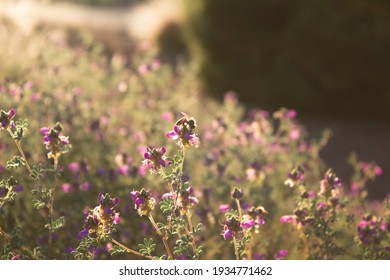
149,214,173,260
112,239,155,260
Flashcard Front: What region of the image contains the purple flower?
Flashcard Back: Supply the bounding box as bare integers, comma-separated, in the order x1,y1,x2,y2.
374,166,383,176
223,228,233,239
143,146,170,173
0,108,16,129
162,192,175,200
177,184,199,215
231,187,244,199
286,110,297,119
280,215,297,224
81,181,91,191
77,193,120,240
252,253,267,260
317,202,328,210
14,185,24,193
218,204,230,213
76,228,89,240
40,122,71,159
130,189,156,216
241,219,255,229
357,215,388,245
68,162,80,173
138,64,149,74
61,183,72,193
117,165,130,175
318,169,342,197
161,111,174,121
222,217,242,239
285,165,304,188
246,206,268,231
166,113,199,148
275,250,288,260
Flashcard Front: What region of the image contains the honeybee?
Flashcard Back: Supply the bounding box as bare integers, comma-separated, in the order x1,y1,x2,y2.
175,112,197,129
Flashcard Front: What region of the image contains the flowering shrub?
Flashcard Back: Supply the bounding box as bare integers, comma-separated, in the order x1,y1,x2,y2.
0,23,389,259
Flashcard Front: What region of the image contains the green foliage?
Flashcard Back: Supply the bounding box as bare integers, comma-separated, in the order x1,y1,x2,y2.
186,0,390,120
45,216,66,232
138,238,156,257
0,19,388,260
14,119,28,140
6,156,24,170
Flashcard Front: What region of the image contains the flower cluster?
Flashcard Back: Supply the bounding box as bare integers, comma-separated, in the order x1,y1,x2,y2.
176,184,199,215
223,217,243,239
40,122,70,159
231,187,244,200
357,214,389,245
130,188,156,216
0,108,15,130
318,169,342,198
245,206,268,233
77,193,120,240
143,146,170,173
284,165,305,188
166,113,200,148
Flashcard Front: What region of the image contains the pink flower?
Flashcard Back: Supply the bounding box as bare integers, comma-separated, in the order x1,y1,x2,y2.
68,162,80,173
275,250,288,260
286,110,297,119
61,183,72,193
151,59,161,70
218,204,230,213
161,111,174,121
241,219,255,229
280,215,297,224
143,146,170,173
374,166,383,176
138,64,149,74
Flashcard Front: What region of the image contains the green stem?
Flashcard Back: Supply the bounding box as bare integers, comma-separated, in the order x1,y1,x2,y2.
0,186,14,210
184,212,200,259
245,231,254,260
0,226,11,242
111,238,155,260
233,236,240,260
149,214,173,260
7,128,40,189
235,198,243,221
46,156,58,259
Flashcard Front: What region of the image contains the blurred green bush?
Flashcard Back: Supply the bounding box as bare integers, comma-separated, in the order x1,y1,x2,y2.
185,0,390,121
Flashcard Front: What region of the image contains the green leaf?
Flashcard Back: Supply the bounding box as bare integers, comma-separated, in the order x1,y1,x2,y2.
32,188,50,209
194,223,203,233
52,216,66,231
138,238,156,256
109,245,127,256
14,119,28,140
159,197,174,214
6,156,24,170
31,164,43,180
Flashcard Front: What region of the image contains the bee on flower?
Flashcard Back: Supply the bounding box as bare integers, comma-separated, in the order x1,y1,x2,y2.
166,113,199,148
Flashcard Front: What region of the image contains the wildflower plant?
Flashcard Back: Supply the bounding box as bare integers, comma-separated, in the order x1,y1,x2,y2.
1,25,389,260
221,187,268,260
0,109,71,259
74,113,203,260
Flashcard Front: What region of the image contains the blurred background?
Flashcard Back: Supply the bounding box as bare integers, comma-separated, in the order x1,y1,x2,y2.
1,0,389,199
